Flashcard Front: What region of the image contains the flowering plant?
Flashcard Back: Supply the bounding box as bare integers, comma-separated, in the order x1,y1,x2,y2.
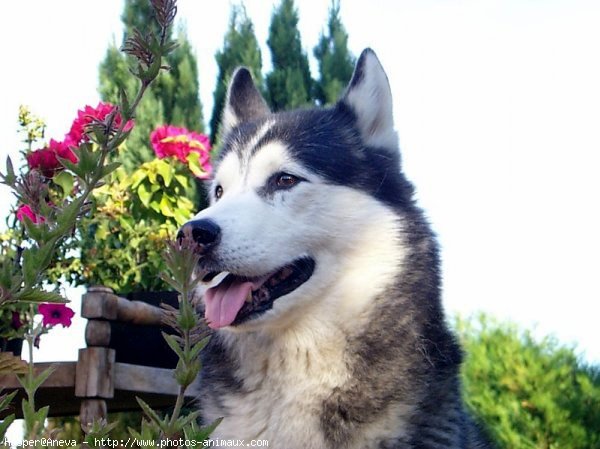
76,123,211,293
0,0,181,441
151,125,212,177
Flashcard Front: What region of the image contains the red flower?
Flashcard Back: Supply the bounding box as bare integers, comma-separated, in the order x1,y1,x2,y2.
150,125,212,178
27,139,78,178
38,303,75,328
52,137,78,164
67,102,134,145
16,204,45,224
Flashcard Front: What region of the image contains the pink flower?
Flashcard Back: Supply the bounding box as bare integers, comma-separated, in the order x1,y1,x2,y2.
16,204,45,224
27,146,59,177
52,138,78,164
67,102,134,145
150,125,212,179
27,139,78,178
38,303,75,328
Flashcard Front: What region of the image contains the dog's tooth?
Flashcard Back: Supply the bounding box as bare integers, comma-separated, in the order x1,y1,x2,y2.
246,290,253,303
202,271,230,288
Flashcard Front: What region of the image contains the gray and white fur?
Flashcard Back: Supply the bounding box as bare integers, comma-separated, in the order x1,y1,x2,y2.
181,49,492,449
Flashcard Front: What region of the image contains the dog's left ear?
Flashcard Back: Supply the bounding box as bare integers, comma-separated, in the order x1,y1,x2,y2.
340,49,397,149
220,67,270,138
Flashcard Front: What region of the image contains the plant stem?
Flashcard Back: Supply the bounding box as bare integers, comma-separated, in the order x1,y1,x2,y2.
23,306,37,439
168,385,186,431
167,287,191,431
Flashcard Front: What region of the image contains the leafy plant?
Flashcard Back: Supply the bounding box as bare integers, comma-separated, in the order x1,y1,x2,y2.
457,314,600,449
0,0,181,439
129,234,219,445
78,125,211,294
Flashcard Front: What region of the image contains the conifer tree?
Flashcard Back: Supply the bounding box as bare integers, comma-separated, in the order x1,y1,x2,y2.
265,0,313,111
99,0,204,173
313,0,355,105
210,5,263,142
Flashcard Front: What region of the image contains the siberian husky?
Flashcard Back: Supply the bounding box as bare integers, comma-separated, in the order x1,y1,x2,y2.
181,49,491,449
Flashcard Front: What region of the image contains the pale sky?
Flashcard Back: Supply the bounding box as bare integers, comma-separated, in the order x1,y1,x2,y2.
0,0,599,364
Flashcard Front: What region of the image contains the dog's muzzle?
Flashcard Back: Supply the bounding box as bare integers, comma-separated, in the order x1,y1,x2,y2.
177,218,221,253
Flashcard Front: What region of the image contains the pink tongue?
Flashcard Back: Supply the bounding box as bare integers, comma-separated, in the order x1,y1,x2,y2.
205,280,253,329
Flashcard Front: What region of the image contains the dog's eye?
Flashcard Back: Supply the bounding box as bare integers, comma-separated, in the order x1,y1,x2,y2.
215,185,223,200
275,173,299,189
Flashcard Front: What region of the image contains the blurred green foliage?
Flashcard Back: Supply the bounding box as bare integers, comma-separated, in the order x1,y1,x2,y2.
78,159,197,293
457,314,600,449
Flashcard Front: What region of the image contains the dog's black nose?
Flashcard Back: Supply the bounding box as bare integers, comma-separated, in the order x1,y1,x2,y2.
177,219,221,249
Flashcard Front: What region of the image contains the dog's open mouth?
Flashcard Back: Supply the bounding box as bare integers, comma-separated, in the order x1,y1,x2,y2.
201,257,315,329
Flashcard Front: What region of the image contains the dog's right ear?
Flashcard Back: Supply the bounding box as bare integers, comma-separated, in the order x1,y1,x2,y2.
340,49,397,150
220,68,270,137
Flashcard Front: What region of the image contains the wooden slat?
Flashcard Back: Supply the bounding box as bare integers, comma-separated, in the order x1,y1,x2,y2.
0,362,76,389
0,361,199,419
115,297,165,325
82,288,166,326
113,362,200,396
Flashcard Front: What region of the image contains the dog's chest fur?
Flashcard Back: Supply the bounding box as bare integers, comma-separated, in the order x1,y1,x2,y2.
200,324,409,449
201,326,346,448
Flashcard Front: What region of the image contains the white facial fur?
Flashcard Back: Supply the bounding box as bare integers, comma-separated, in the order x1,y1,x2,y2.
193,133,406,335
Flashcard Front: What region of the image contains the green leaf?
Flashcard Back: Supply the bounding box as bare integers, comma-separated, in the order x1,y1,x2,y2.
0,413,15,439
184,417,222,442
162,332,184,359
21,216,46,242
176,410,201,429
159,272,182,292
173,208,190,226
119,86,131,119
34,405,50,426
21,398,35,425
174,174,188,189
110,128,133,149
136,397,164,428
53,171,74,198
174,359,200,387
131,169,148,189
159,194,175,217
36,239,58,273
59,158,84,179
21,248,39,286
156,159,173,187
15,288,66,303
100,161,122,178
0,390,18,410
137,183,153,208
31,366,56,392
186,151,209,178
189,336,211,361
76,143,102,174
2,156,16,186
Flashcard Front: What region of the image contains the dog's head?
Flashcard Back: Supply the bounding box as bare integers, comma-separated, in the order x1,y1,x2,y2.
181,49,413,333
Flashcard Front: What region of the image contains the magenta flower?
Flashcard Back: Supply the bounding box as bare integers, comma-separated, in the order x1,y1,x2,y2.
16,204,45,224
150,125,212,179
38,303,75,328
67,102,134,145
26,139,78,178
